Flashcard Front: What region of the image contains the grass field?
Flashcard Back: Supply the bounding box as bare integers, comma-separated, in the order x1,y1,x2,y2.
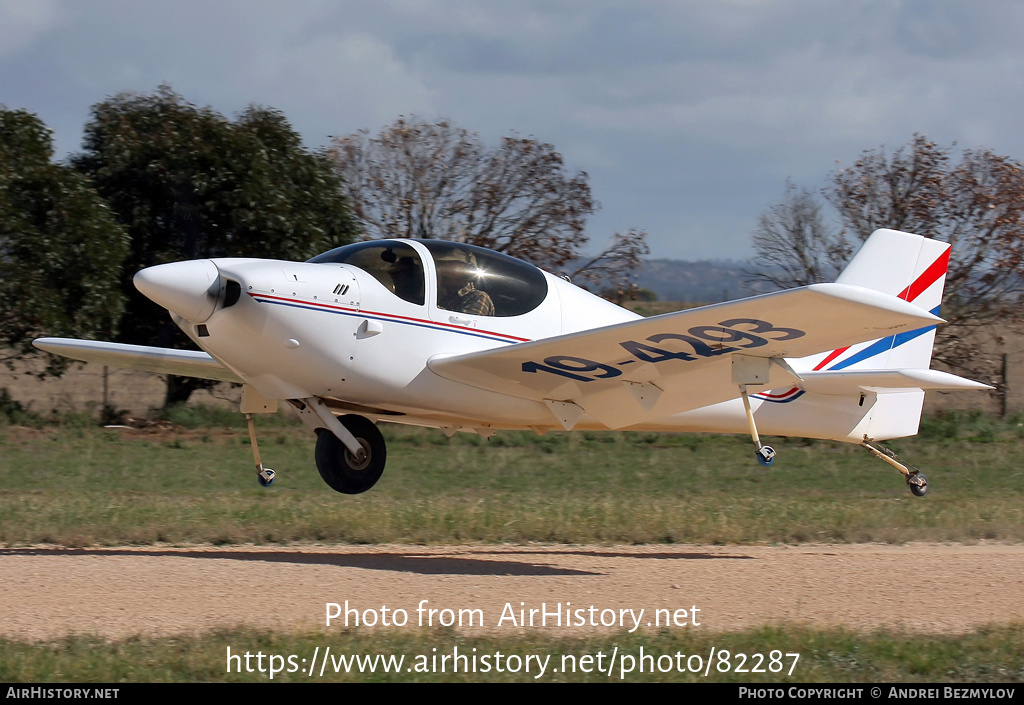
2,625,1022,683
1,408,1022,682
0,408,1022,547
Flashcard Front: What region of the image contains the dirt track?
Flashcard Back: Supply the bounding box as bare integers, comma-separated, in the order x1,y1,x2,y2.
1,543,1021,641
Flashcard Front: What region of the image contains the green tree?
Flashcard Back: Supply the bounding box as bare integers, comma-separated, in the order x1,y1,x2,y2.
73,86,357,404
0,107,128,372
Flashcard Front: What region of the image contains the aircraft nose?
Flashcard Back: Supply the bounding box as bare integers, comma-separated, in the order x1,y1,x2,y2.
134,259,221,323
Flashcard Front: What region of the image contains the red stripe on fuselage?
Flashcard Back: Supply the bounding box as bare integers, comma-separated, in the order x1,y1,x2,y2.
757,387,800,398
246,292,531,343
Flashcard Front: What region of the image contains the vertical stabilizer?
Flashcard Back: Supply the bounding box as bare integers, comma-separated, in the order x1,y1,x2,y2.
803,229,949,372
760,229,953,441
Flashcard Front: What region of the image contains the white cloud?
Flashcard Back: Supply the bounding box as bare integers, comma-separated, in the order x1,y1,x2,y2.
5,0,1024,259
0,0,59,58
249,32,437,134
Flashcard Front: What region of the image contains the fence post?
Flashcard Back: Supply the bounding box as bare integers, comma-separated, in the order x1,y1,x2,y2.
1001,353,1009,418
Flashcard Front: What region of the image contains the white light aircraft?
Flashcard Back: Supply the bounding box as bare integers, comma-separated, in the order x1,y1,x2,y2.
35,229,990,497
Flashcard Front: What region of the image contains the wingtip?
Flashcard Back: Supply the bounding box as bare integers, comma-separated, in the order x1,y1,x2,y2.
810,283,945,324
32,337,63,353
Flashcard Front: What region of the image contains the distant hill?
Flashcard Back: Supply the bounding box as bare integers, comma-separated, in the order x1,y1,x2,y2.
634,258,774,304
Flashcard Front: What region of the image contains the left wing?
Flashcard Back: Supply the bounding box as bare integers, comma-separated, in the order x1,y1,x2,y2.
33,338,244,384
428,283,942,429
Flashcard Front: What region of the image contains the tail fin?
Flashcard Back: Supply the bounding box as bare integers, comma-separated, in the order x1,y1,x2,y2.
775,230,986,442
803,229,949,372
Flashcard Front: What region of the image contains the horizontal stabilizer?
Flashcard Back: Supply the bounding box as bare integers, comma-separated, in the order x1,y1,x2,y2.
799,368,993,395
33,337,244,384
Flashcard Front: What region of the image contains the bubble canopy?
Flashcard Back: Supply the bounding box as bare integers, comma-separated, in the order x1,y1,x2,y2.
308,239,549,317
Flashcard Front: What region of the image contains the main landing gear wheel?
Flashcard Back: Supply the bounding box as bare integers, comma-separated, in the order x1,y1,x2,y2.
314,414,386,494
257,467,276,487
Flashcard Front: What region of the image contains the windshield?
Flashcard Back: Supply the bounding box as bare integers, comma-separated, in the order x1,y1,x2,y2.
310,240,549,316
309,241,425,305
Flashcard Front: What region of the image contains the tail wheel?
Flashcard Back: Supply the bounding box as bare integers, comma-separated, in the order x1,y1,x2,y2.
314,415,386,494
908,473,928,497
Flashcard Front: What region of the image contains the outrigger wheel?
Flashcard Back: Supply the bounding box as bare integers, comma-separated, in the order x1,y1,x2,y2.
756,445,776,466
314,414,387,494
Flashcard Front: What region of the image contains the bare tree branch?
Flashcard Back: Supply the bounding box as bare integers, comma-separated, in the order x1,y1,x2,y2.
747,180,851,288
751,135,1024,384
331,116,644,283
567,229,651,296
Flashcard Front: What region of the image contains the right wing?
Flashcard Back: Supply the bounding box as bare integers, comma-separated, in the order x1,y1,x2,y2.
428,283,943,429
32,338,244,384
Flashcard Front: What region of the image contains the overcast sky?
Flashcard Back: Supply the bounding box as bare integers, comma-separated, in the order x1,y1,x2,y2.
3,0,1023,261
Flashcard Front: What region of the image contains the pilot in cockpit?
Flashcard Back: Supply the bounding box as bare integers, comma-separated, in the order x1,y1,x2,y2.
389,255,424,304
435,251,495,316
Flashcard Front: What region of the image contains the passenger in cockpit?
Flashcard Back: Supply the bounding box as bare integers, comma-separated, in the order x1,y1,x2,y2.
436,256,495,316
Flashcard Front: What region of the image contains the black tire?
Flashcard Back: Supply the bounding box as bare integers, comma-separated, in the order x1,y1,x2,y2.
314,415,386,494
908,473,928,497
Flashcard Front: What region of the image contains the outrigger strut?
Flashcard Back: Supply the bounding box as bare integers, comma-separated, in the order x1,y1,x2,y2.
732,355,783,467
739,384,776,466
246,412,276,487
